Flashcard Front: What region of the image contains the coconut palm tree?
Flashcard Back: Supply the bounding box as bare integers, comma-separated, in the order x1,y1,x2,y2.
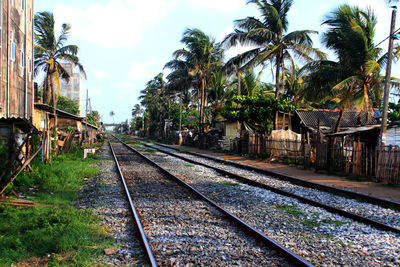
165,65,195,132
303,4,400,132
165,28,224,130
34,11,86,128
110,111,115,123
223,0,326,98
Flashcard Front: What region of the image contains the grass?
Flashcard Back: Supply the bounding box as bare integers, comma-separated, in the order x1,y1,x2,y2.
275,204,304,217
184,164,195,167
0,146,116,266
275,205,349,229
220,180,240,187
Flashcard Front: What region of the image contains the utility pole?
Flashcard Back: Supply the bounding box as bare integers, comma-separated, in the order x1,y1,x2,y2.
379,6,397,147
85,89,88,142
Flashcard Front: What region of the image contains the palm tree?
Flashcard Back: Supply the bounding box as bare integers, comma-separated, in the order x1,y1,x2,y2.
208,71,232,126
303,5,400,132
165,66,194,132
34,11,86,129
139,73,168,137
110,111,115,123
165,28,224,130
223,0,326,97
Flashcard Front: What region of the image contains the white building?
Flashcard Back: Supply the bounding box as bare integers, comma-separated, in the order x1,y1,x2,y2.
60,63,82,114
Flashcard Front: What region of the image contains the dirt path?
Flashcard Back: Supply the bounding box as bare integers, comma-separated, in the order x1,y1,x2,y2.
169,145,400,203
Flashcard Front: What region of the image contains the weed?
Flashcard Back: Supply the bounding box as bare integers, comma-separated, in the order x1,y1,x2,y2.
334,241,346,247
321,219,349,226
275,204,304,217
315,233,334,239
302,219,321,228
0,146,116,266
220,180,240,187
184,164,195,167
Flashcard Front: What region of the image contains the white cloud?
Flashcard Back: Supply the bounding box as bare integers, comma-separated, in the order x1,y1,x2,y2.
54,0,177,48
128,60,156,80
187,0,245,13
92,68,110,80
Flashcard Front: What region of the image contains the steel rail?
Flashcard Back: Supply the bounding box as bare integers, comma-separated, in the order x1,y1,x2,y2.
113,136,313,267
155,143,400,210
108,140,157,267
145,143,400,234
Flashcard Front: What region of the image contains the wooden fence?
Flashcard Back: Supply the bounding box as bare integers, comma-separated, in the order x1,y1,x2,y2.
376,146,400,184
245,134,400,184
248,134,303,163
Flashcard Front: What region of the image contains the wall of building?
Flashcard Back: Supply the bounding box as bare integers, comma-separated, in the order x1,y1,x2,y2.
60,63,82,114
0,0,34,121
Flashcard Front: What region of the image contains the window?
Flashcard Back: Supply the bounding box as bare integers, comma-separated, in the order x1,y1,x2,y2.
20,48,24,69
11,0,15,6
10,31,15,61
21,0,24,11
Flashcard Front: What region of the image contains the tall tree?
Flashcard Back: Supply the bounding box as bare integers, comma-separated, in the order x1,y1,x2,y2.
303,5,400,132
165,29,223,130
223,0,326,98
34,11,86,128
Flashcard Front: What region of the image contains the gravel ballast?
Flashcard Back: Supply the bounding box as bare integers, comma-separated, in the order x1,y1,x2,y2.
140,143,400,266
112,142,292,266
76,144,147,266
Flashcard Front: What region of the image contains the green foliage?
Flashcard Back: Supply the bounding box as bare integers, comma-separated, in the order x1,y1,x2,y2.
12,146,98,201
0,137,9,175
57,96,80,115
276,204,304,217
87,110,100,126
389,102,400,122
0,146,114,266
0,206,113,266
222,93,295,132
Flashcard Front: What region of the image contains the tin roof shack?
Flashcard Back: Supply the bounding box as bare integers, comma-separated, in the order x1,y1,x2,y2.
34,104,99,154
292,109,381,142
0,0,36,193
323,126,380,177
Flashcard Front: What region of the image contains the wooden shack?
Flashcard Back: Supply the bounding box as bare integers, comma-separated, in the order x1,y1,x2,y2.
34,103,99,151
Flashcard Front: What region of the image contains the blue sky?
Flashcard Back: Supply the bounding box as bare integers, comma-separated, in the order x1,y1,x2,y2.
34,0,399,124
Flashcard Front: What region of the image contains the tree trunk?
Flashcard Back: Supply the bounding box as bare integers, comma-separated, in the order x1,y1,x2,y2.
334,109,344,133
237,70,241,134
49,72,58,154
179,92,182,132
273,53,282,130
199,78,205,132
275,54,282,98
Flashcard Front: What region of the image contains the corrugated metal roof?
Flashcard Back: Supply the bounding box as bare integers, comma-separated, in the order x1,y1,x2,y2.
325,125,381,136
295,109,380,132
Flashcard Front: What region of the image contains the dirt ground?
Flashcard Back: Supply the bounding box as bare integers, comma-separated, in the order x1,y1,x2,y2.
169,145,400,203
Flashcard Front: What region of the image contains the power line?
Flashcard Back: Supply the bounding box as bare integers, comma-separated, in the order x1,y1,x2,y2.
375,27,400,48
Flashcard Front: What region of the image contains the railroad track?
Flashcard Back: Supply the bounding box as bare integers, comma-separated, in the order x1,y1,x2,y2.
109,139,312,266
116,136,400,266
143,142,400,234
154,142,400,210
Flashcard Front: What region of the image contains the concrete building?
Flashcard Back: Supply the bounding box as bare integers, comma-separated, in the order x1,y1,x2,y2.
0,0,34,122
59,63,83,114
0,0,35,189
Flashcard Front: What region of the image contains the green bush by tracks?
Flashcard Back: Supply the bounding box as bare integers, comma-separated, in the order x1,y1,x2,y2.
0,146,116,266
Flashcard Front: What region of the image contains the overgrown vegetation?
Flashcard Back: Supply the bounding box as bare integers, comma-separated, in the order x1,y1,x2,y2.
0,147,115,266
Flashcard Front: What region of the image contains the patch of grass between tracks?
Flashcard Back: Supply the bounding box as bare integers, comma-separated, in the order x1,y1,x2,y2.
220,180,240,187
275,205,350,229
0,146,116,266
